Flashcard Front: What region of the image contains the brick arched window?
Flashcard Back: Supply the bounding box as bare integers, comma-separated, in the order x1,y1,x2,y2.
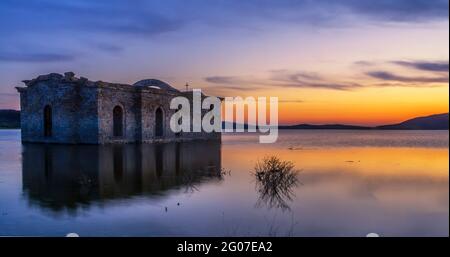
113,106,124,137
43,105,52,137
155,107,164,137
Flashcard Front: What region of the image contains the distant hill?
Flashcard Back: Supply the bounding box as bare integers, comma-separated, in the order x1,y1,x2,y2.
0,109,20,128
278,124,370,130
376,113,449,130
223,113,449,130
222,122,370,130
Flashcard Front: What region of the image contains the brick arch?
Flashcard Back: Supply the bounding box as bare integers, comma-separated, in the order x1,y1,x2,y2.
43,105,52,137
113,105,124,137
154,106,164,137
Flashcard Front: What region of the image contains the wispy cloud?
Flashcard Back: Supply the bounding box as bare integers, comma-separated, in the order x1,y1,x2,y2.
1,0,447,39
204,76,242,85
0,0,447,102
206,58,450,93
339,0,449,22
0,52,75,62
391,60,449,72
197,0,449,26
366,71,448,83
0,0,184,37
353,60,375,67
269,70,361,90
203,77,265,95
354,59,449,85
205,70,362,91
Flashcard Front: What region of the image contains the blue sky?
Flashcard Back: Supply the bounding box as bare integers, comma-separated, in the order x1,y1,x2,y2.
0,0,448,125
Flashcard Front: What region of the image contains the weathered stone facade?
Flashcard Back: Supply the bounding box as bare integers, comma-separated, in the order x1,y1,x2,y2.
16,72,221,144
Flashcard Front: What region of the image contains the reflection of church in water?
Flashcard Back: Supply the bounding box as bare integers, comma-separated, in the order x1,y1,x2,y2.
22,141,221,212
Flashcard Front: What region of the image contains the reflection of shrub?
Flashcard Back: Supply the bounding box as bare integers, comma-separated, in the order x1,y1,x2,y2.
253,156,299,211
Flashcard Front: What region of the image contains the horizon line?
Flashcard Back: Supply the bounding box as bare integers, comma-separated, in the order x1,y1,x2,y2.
1,109,448,127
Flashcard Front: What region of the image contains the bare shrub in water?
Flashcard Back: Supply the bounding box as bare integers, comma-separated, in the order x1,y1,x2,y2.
253,156,300,211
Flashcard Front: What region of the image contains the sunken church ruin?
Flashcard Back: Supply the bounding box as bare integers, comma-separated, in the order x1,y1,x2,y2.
16,72,221,144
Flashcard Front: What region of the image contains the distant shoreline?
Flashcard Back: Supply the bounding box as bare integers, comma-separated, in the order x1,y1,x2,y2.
0,127,449,131
224,113,449,130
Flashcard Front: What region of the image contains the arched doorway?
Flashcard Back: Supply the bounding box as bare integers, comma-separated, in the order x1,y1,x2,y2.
113,106,124,137
155,107,164,137
43,105,52,137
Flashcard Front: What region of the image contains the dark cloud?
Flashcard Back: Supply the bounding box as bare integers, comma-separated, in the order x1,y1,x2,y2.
353,61,375,67
339,0,449,22
273,71,323,81
275,81,360,91
217,0,449,24
204,77,265,93
0,1,446,65
204,76,241,85
354,59,449,85
269,70,361,90
0,52,75,62
0,0,447,38
0,0,184,37
366,71,449,83
0,0,447,97
206,64,450,93
187,0,449,28
392,60,449,72
370,82,442,88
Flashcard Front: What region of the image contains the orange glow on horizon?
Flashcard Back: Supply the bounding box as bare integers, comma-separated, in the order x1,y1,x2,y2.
216,80,449,126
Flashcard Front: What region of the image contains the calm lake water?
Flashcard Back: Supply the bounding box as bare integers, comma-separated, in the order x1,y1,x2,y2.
0,130,448,236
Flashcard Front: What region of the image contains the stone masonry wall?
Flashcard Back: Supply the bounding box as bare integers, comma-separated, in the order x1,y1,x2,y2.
17,73,221,144
97,84,139,143
18,74,99,144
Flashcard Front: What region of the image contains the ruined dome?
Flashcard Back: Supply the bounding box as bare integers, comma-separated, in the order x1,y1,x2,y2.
133,79,179,92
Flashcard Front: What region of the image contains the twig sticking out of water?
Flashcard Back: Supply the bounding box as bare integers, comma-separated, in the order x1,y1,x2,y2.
253,156,300,211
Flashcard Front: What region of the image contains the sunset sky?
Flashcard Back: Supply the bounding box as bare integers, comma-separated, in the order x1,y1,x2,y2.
0,0,448,125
